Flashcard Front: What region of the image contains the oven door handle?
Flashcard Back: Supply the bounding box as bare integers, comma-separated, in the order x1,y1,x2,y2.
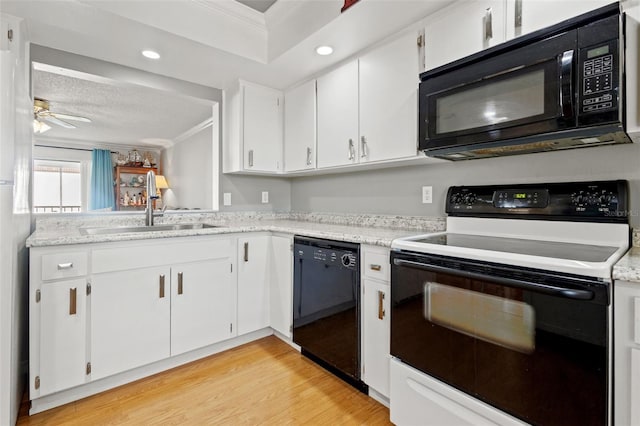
393,259,594,300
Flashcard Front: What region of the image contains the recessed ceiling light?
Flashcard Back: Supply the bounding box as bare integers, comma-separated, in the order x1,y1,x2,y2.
142,50,161,59
315,46,334,56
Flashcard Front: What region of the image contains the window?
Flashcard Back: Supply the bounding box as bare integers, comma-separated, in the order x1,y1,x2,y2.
33,160,82,213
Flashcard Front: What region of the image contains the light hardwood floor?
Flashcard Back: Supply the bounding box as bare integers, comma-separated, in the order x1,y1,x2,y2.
18,336,392,425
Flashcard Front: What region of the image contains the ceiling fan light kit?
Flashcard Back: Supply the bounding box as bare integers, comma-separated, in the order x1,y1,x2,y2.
33,97,91,133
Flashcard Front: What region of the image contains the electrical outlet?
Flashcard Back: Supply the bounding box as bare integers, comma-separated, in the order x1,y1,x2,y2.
422,186,433,204
223,193,232,206
261,191,269,203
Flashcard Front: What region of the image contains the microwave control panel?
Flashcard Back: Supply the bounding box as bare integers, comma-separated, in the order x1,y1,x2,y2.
577,13,619,120
581,42,616,113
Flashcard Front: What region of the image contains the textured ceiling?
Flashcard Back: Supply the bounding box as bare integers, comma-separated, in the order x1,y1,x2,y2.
235,0,277,13
32,69,214,148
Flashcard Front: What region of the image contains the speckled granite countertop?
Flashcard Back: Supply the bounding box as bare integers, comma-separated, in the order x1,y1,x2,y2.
613,229,640,283
27,212,445,249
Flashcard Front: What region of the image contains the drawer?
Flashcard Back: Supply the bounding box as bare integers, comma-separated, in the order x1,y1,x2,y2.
363,249,390,282
41,251,88,281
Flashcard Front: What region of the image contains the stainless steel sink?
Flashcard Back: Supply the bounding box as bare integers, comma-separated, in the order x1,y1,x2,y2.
80,223,221,235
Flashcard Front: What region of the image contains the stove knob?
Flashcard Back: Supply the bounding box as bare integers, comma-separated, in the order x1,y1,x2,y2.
464,193,476,205
450,193,463,204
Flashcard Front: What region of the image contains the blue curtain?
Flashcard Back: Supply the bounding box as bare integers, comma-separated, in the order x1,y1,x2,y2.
90,149,115,210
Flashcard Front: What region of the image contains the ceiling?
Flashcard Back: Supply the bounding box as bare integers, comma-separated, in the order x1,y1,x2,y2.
236,0,277,13
32,66,214,149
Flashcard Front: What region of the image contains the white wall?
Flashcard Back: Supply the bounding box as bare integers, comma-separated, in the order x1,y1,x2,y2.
291,143,640,227
161,123,216,210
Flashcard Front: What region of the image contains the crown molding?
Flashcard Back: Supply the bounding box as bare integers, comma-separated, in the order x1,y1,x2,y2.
173,117,214,145
264,0,308,28
192,0,266,32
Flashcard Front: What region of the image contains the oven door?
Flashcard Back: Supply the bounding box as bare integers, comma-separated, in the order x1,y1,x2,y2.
391,250,608,426
419,29,577,152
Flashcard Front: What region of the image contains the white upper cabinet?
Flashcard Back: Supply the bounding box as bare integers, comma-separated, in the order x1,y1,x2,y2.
359,30,421,162
317,60,360,168
284,80,317,172
424,0,506,71
506,0,613,39
223,80,283,173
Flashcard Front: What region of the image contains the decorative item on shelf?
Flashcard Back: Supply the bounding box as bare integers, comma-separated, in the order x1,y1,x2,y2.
143,151,155,167
126,149,143,166
341,0,360,12
115,152,127,166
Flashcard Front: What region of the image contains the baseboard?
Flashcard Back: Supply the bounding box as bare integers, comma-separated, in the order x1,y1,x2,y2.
368,387,390,408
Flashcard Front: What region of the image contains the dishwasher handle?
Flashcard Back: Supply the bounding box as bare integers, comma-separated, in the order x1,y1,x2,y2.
393,258,594,301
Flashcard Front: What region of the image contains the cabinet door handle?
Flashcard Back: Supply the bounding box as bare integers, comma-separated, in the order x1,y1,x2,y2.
370,264,382,271
244,242,249,262
378,290,386,320
69,287,77,315
159,274,165,298
348,139,355,160
248,149,254,167
484,8,493,40
514,0,523,34
178,272,184,295
57,262,73,270
306,147,312,166
360,136,368,158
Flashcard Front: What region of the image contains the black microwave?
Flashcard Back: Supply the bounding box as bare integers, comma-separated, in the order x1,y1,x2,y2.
418,3,632,160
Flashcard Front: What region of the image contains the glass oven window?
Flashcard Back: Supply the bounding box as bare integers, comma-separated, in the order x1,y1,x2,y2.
436,69,545,134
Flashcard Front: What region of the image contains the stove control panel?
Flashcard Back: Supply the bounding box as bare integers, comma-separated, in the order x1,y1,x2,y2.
446,180,628,222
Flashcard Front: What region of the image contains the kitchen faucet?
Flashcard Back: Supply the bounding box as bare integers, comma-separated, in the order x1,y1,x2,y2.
145,170,160,226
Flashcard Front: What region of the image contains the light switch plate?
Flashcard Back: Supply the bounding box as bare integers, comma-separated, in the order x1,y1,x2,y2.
223,193,232,206
261,191,269,203
422,186,433,204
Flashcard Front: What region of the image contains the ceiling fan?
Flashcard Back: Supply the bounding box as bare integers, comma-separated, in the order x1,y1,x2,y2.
33,97,91,133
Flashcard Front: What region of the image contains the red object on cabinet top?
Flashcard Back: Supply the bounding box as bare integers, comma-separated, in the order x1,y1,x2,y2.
341,0,360,13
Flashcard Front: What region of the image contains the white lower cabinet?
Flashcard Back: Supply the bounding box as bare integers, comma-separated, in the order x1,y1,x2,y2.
237,235,270,335
614,280,640,426
363,278,390,398
269,235,293,337
361,245,391,399
171,259,235,356
390,359,524,426
37,278,88,396
91,266,171,380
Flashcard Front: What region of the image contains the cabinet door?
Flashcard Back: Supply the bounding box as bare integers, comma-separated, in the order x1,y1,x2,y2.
424,0,506,71
269,235,292,337
363,278,390,398
506,0,612,39
359,30,420,163
243,84,283,172
237,236,270,335
632,348,640,426
317,60,359,168
38,278,87,396
91,266,170,380
284,80,316,172
171,259,235,356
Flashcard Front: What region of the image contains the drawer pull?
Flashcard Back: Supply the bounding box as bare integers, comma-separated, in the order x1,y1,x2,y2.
69,287,77,315
244,242,249,262
378,290,386,320
370,264,382,272
57,262,73,270
178,272,184,295
159,275,165,298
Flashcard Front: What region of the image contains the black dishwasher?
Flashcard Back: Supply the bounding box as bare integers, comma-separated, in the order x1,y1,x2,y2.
292,236,366,392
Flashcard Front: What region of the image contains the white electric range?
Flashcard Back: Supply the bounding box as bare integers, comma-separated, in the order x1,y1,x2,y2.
389,180,629,426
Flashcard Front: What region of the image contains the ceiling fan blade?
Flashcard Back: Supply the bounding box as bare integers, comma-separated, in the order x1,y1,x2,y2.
50,112,91,123
43,115,76,129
